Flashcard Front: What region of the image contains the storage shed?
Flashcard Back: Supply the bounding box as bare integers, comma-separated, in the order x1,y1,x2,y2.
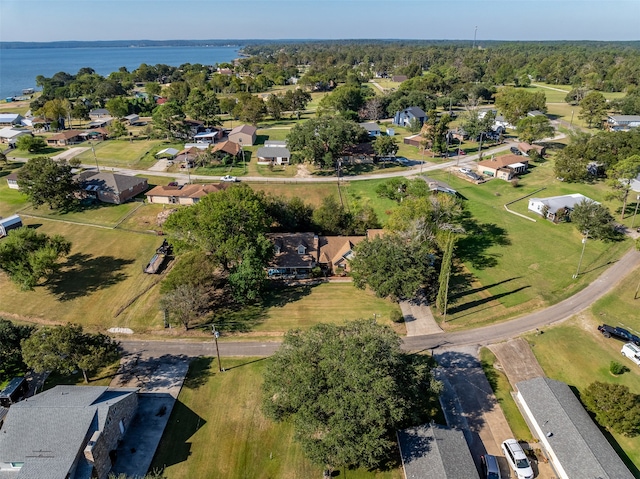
0,215,23,237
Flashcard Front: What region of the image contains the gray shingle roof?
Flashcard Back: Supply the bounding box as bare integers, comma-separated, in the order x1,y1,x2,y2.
397,423,480,479
256,146,290,158
359,122,381,132
529,193,594,215
516,377,634,479
76,171,147,194
0,386,137,479
405,107,426,118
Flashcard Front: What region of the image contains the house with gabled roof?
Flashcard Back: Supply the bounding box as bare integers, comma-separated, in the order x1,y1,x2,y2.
516,377,634,479
256,146,291,165
0,385,138,479
359,122,382,137
606,115,640,132
75,171,148,204
212,140,242,158
0,113,24,126
228,124,257,146
397,423,480,479
393,107,427,128
46,130,84,146
266,233,319,279
528,193,595,222
477,154,528,180
317,236,365,275
145,183,228,205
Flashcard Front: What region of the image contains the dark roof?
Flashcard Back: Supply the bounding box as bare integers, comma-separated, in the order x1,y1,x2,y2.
397,423,480,479
359,122,381,132
6,172,18,182
404,106,426,118
76,171,147,194
268,233,318,269
516,377,634,479
342,142,375,157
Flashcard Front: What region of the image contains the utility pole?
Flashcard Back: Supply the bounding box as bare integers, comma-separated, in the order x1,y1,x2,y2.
212,324,224,372
572,231,588,279
91,142,99,172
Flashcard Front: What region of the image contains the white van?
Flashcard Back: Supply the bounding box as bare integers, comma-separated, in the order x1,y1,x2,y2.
501,439,533,479
621,343,640,366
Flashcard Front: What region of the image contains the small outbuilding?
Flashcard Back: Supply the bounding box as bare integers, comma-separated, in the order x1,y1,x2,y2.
6,172,19,190
528,193,594,222
359,122,382,137
228,124,257,146
0,215,23,237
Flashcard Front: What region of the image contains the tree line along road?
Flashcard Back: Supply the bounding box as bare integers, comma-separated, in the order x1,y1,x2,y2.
120,248,640,358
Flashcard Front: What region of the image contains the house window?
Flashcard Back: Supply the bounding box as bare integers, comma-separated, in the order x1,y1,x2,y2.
297,245,306,255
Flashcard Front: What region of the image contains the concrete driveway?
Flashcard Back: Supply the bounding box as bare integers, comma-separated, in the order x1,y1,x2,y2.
109,352,190,478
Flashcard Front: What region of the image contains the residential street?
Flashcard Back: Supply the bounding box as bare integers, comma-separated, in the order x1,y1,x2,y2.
121,247,640,357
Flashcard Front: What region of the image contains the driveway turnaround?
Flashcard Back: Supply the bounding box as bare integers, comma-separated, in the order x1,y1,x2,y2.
489,338,546,385
400,299,443,336
109,352,190,478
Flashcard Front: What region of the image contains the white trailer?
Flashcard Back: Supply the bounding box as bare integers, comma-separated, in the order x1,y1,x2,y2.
0,215,23,237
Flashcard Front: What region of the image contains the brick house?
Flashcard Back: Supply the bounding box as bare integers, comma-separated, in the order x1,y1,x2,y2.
75,171,148,204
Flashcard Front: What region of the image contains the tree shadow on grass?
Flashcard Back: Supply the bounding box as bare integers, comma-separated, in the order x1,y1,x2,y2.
46,252,134,301
182,357,213,389
446,286,530,316
456,220,510,270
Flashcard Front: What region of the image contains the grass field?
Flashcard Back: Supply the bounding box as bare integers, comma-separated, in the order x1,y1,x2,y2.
0,169,28,216
0,217,163,332
152,357,402,479
73,139,165,168
479,348,533,442
19,201,141,228
425,162,631,329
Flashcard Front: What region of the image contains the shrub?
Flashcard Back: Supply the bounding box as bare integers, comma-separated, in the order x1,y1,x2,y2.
390,309,404,323
609,361,627,375
510,178,520,188
582,381,640,436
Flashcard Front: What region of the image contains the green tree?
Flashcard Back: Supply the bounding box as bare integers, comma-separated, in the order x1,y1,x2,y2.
152,101,188,139
233,93,267,125
265,94,284,120
0,151,7,170
423,110,451,155
184,89,221,126
163,185,272,270
105,97,129,118
0,319,34,381
372,134,399,158
38,99,70,130
16,135,47,153
494,87,546,126
17,156,79,211
312,195,353,235
262,320,441,470
350,235,436,301
569,199,617,241
516,115,555,144
145,81,162,98
21,323,119,383
228,246,269,303
460,109,496,142
579,91,608,129
0,227,72,290
606,154,640,220
107,119,128,139
582,381,640,437
287,116,366,168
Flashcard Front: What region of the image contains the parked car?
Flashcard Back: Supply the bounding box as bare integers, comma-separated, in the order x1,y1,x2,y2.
598,324,640,346
395,157,410,165
459,167,472,174
221,175,238,182
501,439,533,479
621,343,640,366
480,454,502,479
510,146,522,155
466,171,483,181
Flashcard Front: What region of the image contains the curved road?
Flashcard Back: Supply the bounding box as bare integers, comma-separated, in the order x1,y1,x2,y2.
121,248,640,358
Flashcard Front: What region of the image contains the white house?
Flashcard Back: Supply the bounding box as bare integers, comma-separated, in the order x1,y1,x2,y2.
528,193,595,222
607,115,640,132
0,127,31,145
359,122,381,137
256,146,291,165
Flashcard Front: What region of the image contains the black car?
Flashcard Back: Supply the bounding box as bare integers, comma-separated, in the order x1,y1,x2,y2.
598,324,640,346
510,146,522,155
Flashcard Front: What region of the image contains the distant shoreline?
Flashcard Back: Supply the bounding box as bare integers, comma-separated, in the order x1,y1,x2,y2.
0,40,247,50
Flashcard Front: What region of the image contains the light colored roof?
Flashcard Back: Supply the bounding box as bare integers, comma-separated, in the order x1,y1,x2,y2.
318,236,365,266
0,127,30,139
0,113,22,122
529,193,595,214
124,114,139,120
264,140,287,147
229,124,257,136
517,377,634,479
0,386,137,479
398,423,480,479
0,215,22,229
156,147,179,157
608,115,640,122
145,183,227,199
478,154,528,169
256,146,290,158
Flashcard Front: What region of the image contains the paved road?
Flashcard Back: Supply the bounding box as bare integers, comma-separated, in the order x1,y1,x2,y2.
120,247,640,357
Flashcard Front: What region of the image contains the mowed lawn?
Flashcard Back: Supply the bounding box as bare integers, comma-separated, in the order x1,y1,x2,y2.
525,308,640,472
256,282,403,333
152,357,402,479
0,217,164,332
74,139,164,168
426,163,631,329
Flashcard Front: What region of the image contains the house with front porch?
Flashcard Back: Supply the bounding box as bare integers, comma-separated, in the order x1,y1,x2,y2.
477,154,529,180
606,115,640,132
256,146,291,165
46,130,84,146
267,233,319,279
528,193,595,222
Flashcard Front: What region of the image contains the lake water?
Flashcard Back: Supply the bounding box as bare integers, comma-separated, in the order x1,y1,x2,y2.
0,45,241,98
